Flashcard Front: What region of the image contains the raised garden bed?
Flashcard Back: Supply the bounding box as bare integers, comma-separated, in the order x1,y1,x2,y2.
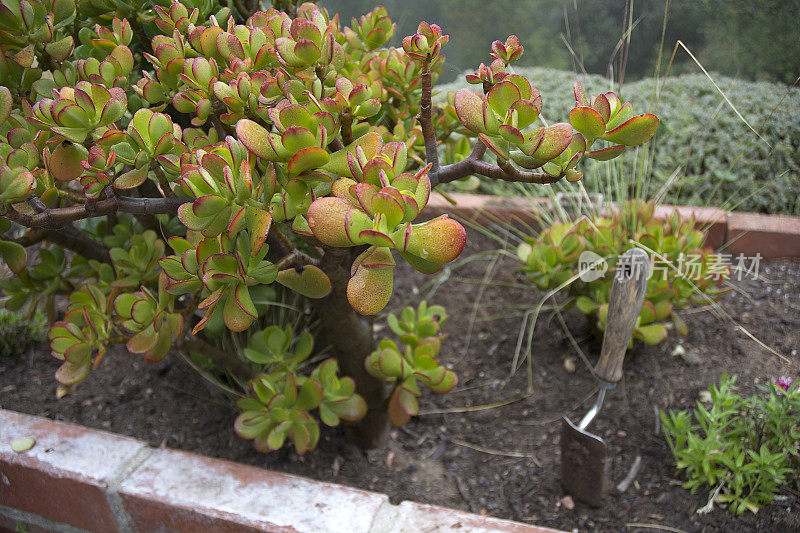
2,196,800,532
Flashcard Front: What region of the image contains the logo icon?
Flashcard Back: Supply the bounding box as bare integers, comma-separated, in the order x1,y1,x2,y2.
578,251,608,282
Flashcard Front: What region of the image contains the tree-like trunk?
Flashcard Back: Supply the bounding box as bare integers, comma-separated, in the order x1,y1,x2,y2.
313,247,388,449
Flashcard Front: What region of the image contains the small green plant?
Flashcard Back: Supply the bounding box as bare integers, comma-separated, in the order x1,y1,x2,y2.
366,301,456,426
234,324,367,454
516,199,728,345
0,309,46,357
661,374,800,514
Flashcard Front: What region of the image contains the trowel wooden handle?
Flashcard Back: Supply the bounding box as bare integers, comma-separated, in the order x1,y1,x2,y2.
594,248,650,384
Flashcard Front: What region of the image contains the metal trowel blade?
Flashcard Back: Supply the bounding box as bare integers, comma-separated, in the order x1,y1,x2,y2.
560,416,611,507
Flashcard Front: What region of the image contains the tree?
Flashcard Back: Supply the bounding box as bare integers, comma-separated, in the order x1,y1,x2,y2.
0,0,657,453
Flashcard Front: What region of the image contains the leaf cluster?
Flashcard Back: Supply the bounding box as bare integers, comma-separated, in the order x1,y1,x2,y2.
365,301,456,426
441,68,800,216
661,374,800,514
235,324,366,454
517,200,728,345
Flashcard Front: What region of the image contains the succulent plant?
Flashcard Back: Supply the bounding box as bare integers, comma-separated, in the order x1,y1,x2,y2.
235,325,365,454
242,324,313,366
0,245,74,317
48,285,112,384
344,6,395,51
0,1,662,453
569,82,660,160
402,22,448,62
517,201,728,346
303,137,465,313
159,232,278,333
366,302,455,425
0,164,36,203
30,82,127,143
109,230,165,289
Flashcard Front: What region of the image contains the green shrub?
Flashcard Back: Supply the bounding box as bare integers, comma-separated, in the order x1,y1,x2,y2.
661,374,800,514
440,68,800,216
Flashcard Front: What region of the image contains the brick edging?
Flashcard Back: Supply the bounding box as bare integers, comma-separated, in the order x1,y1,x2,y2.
0,409,563,533
423,193,800,258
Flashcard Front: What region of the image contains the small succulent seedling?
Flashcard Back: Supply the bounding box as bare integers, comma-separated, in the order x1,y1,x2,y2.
235,325,366,454
366,302,455,425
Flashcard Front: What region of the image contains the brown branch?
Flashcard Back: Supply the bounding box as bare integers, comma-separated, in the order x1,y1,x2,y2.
8,206,113,263
476,158,562,184
233,0,249,18
3,195,189,229
340,109,354,146
431,140,487,186
10,229,45,247
210,98,235,139
265,225,320,268
430,139,562,187
415,57,565,189
42,225,112,264
311,245,387,448
153,167,174,197
418,57,440,174
328,138,344,152
275,250,320,270
26,196,48,213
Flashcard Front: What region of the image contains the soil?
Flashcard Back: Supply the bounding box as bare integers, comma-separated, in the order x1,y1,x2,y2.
2,228,799,533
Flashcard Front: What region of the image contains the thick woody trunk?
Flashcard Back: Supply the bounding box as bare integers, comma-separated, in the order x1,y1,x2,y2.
312,247,388,449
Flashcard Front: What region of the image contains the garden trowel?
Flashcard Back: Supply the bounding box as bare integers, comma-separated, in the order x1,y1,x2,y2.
560,247,650,507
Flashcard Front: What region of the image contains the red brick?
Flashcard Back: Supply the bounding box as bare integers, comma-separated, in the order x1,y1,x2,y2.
0,410,147,532
118,498,268,533
725,211,800,258
118,448,388,533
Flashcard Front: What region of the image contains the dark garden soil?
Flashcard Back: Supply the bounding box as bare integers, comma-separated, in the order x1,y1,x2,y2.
2,228,800,533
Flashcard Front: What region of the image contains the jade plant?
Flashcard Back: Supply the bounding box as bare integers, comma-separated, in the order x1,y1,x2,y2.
517,200,727,345
0,0,659,452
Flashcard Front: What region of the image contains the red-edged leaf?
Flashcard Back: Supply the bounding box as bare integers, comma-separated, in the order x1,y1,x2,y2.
601,113,659,146
49,144,85,182
485,80,520,116
586,144,626,161
529,123,573,161
287,146,330,176
569,106,606,141
453,89,485,134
